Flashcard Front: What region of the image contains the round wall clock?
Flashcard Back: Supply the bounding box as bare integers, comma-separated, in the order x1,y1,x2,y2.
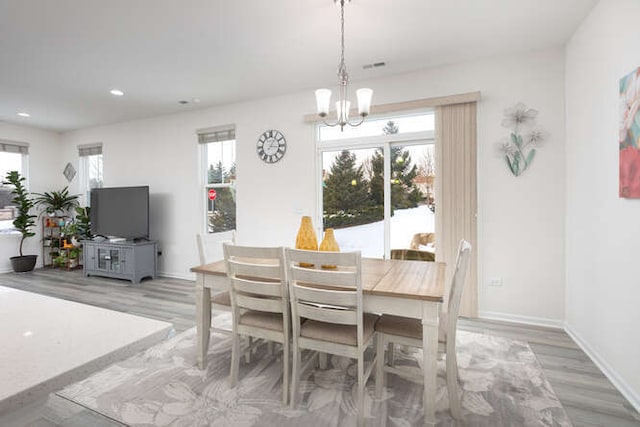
257,129,286,164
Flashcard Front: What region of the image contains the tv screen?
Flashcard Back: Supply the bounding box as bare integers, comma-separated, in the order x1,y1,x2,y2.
90,186,149,239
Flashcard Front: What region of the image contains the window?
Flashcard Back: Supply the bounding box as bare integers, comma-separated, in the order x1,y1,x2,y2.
0,140,29,232
78,143,103,206
318,113,435,258
198,125,236,234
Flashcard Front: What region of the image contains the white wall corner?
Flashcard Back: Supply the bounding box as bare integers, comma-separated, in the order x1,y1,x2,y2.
565,322,640,414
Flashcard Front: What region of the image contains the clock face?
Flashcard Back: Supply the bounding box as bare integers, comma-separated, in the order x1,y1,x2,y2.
257,130,286,163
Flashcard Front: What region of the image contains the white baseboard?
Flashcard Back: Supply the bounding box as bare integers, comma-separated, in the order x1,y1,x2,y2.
564,323,640,414
478,310,564,329
157,271,194,281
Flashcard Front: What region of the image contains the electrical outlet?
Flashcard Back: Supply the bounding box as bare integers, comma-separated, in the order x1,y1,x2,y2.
488,277,503,287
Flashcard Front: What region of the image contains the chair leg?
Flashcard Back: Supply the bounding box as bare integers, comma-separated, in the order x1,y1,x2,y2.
357,353,365,427
375,334,386,399
229,333,240,387
388,342,395,367
282,339,290,405
446,341,462,419
244,337,251,364
319,352,328,369
290,346,301,408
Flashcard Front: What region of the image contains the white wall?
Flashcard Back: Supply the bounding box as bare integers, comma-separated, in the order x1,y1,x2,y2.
565,0,640,410
60,46,566,324
0,123,62,272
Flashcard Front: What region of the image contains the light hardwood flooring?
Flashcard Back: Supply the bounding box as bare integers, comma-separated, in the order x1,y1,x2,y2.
0,268,639,427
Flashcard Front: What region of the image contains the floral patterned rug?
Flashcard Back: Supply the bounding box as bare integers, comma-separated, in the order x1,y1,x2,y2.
57,321,571,426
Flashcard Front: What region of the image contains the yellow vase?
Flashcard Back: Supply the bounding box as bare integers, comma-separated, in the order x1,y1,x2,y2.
295,216,318,267
319,228,340,269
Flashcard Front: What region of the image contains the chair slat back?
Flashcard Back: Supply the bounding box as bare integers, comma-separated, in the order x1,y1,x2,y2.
197,230,236,264
289,265,359,288
285,248,362,337
223,244,287,316
296,301,358,325
446,240,472,342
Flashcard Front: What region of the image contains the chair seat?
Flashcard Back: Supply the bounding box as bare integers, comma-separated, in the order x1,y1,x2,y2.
300,313,378,346
375,313,447,342
211,291,231,306
239,310,284,332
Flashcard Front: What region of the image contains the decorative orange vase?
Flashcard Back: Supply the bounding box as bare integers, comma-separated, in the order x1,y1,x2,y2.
295,216,318,267
319,228,340,269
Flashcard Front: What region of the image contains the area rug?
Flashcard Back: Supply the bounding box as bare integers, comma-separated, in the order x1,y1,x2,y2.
57,319,571,426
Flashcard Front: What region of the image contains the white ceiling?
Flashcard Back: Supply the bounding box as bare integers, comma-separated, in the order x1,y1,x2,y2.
0,0,597,132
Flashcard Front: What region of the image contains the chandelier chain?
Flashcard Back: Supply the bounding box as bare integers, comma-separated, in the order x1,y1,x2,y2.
338,0,348,82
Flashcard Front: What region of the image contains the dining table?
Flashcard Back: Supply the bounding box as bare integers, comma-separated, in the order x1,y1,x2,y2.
190,257,446,426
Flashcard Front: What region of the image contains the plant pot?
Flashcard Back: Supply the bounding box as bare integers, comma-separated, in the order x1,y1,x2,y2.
10,255,37,273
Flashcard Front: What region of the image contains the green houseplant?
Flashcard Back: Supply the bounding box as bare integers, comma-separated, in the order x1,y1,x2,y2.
33,186,79,216
3,171,38,272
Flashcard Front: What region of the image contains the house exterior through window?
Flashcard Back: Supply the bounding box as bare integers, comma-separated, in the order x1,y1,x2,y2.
0,140,29,232
198,125,236,234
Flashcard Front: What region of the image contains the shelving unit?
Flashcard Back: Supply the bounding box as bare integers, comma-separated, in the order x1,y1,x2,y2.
42,216,82,270
42,216,64,268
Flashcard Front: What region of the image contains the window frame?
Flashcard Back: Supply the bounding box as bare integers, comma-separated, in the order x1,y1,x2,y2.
315,111,434,258
0,150,29,232
78,144,103,206
199,136,237,235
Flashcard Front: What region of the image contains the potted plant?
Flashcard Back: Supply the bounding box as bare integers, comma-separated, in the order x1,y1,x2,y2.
74,206,92,240
33,186,79,216
68,247,80,268
2,171,38,272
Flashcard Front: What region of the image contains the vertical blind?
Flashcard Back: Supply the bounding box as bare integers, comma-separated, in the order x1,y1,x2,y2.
435,102,478,318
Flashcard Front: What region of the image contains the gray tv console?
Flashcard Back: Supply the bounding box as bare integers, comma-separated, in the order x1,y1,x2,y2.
83,239,157,284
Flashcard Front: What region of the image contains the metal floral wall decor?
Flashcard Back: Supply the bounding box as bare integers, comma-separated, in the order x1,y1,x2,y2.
498,102,548,177
619,66,640,198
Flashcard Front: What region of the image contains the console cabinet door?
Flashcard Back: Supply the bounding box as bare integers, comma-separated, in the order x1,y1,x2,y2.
120,247,134,275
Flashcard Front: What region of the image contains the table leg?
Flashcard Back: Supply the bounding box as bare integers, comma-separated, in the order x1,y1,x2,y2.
196,276,211,369
422,302,439,426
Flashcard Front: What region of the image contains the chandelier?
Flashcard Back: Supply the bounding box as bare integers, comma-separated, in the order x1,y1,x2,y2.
315,0,373,131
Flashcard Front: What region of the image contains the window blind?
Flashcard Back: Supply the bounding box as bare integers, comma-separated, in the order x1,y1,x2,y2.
0,140,29,154
197,125,235,144
78,143,102,157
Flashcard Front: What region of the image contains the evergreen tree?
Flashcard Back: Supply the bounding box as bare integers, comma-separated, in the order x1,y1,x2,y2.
207,161,237,232
323,150,369,212
369,120,424,210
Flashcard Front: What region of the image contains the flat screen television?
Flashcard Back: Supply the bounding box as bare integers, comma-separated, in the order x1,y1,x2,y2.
90,186,149,239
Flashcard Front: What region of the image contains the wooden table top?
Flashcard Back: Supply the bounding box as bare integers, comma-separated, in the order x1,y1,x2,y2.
191,257,445,303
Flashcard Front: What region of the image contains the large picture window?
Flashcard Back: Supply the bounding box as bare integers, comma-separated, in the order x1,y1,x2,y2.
198,125,236,234
0,141,29,232
318,113,435,258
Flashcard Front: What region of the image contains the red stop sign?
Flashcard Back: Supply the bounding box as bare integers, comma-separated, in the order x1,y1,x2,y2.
208,188,217,201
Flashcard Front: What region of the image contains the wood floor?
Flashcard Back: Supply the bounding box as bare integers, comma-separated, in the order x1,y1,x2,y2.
0,268,639,427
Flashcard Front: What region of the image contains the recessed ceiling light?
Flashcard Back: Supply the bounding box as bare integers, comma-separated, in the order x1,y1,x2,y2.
17,112,30,118
110,89,124,96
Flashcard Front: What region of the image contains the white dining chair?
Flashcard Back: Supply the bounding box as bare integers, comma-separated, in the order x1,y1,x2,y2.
196,231,235,334
224,243,290,405
285,248,378,427
374,239,472,420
